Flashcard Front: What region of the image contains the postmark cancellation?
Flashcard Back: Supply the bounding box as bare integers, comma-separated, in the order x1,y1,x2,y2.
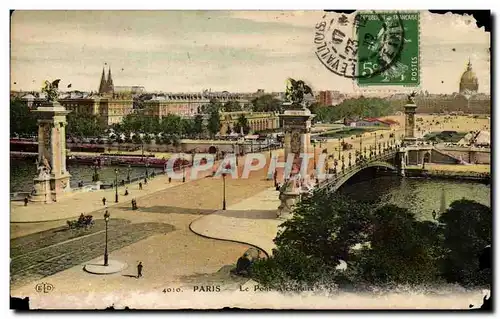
314,11,420,88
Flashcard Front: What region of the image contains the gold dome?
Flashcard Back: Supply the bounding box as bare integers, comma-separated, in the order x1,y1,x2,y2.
459,59,478,94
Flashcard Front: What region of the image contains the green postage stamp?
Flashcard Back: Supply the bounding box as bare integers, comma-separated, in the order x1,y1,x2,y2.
314,10,420,87
356,11,420,86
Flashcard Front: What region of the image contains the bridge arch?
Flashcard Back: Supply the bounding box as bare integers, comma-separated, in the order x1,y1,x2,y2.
327,161,398,192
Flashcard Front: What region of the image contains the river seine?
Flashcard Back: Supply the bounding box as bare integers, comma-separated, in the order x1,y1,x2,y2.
339,175,490,220
10,159,490,220
10,158,163,193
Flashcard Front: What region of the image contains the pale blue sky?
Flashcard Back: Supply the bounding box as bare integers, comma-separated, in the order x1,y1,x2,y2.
10,10,490,94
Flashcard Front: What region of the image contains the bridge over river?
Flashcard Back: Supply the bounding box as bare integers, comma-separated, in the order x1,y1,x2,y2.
316,140,490,193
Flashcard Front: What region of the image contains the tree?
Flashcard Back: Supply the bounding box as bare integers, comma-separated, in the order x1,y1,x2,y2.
356,205,442,285
310,97,395,123
193,114,204,138
201,99,222,114
143,134,152,144
121,113,160,134
10,99,38,136
438,199,492,286
275,189,373,264
207,108,221,138
180,118,194,137
171,134,181,147
223,100,242,112
308,102,325,115
251,94,282,113
161,114,182,135
234,114,250,135
252,190,373,289
66,112,103,138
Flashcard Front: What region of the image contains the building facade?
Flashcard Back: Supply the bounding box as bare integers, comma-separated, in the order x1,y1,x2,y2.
388,59,490,114
316,90,346,106
143,92,249,118
219,111,280,134
95,96,134,126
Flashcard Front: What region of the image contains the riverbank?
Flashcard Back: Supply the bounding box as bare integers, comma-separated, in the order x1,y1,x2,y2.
405,164,490,182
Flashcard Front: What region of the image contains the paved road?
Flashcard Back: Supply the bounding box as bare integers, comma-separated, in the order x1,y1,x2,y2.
11,219,175,288
10,151,279,295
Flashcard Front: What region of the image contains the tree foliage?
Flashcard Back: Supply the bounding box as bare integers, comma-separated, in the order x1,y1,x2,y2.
251,94,282,113
223,100,242,112
357,205,442,285
311,98,395,123
67,112,103,138
234,114,251,135
10,99,38,136
252,190,491,290
275,190,373,264
438,199,492,286
207,107,221,138
193,114,205,137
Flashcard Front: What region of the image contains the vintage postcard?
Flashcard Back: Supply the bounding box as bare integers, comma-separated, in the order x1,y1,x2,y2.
9,10,491,310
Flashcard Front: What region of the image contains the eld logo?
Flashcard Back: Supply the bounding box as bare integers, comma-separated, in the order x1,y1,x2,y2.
35,282,54,293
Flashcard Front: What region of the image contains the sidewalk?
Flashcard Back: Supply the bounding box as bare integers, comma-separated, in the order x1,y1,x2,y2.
11,166,213,223
189,187,282,256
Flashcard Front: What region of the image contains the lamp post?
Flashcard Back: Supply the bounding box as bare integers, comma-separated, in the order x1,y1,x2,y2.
269,140,272,159
182,163,186,183
145,162,149,179
359,134,363,152
313,141,317,170
222,172,227,210
127,165,131,183
114,168,118,203
222,163,230,210
103,210,110,266
338,139,342,158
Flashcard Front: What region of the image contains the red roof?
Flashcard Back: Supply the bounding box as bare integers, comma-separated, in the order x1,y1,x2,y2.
361,118,399,125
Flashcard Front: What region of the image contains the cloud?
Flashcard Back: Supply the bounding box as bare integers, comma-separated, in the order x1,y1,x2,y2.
10,10,490,94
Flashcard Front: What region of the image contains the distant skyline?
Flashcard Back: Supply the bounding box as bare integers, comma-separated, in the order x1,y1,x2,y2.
11,10,490,94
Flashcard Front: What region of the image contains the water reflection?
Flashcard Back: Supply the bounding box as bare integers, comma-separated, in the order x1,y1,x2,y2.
10,158,163,192
338,176,490,220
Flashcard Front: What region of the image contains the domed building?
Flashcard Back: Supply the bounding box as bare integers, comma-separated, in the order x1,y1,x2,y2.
459,59,479,94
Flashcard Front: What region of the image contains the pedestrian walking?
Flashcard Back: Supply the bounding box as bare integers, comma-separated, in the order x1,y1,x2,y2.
102,197,106,206
24,197,28,206
144,178,148,185
168,177,172,184
139,182,142,190
137,261,143,278
124,187,129,196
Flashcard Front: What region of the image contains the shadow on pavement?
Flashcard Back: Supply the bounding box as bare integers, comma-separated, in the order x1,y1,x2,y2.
213,210,277,220
119,205,215,215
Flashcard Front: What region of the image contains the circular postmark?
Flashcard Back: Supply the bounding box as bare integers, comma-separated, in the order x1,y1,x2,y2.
314,11,405,79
